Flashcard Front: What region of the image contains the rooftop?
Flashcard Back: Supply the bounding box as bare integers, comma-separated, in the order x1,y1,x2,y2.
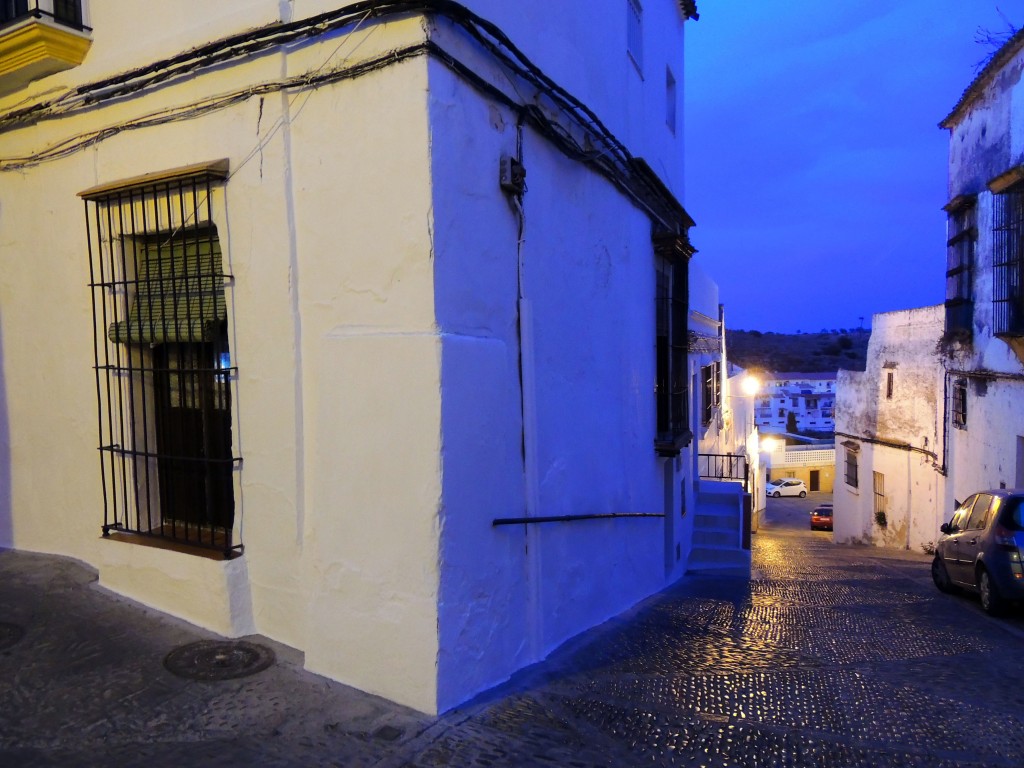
940,26,1024,128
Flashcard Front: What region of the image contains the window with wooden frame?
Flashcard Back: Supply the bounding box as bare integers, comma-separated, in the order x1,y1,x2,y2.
81,161,242,558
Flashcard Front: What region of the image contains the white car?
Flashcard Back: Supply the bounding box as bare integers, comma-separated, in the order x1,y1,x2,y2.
767,478,807,498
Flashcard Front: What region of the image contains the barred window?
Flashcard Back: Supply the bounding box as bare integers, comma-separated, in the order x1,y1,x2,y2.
0,0,85,29
873,472,885,516
945,197,975,334
993,184,1024,336
701,361,721,425
885,371,894,400
626,0,643,73
81,161,241,558
845,448,859,488
952,379,967,430
654,234,690,455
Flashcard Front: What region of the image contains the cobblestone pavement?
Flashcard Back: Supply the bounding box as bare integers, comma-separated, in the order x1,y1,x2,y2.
3,493,1024,767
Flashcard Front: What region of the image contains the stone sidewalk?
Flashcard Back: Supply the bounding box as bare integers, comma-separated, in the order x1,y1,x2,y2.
3,506,1024,767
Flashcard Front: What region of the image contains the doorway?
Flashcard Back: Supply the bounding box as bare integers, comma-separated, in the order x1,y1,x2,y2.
809,470,820,492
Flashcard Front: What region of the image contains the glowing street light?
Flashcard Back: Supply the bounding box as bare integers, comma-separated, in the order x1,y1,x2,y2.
740,375,761,397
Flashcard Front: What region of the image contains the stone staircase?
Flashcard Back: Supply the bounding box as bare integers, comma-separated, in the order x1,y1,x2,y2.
688,479,752,573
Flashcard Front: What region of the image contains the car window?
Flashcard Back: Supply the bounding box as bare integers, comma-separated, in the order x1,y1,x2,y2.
1003,497,1024,530
967,494,993,530
950,496,976,530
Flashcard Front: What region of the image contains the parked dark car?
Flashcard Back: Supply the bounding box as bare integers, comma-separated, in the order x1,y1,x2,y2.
810,506,833,531
931,490,1024,614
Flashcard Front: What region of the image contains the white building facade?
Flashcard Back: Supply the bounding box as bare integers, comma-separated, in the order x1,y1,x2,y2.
756,372,836,434
833,308,945,549
834,30,1024,554
0,0,702,714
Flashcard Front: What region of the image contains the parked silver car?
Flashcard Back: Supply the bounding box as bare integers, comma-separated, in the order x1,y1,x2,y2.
931,489,1024,614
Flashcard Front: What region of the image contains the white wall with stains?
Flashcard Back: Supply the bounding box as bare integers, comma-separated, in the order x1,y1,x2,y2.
0,1,697,714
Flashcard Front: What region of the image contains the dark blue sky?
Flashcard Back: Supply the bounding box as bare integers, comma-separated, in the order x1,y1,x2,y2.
685,2,1024,332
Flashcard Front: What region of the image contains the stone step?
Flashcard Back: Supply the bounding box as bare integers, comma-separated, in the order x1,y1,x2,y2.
693,529,738,547
694,513,740,532
687,546,752,572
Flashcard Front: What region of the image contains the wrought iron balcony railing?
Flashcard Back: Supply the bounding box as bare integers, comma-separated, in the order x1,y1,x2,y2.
0,0,89,32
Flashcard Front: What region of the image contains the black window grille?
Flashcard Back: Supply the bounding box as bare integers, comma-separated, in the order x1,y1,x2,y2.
82,165,241,557
885,371,894,400
844,448,858,488
873,471,885,516
626,0,643,73
993,185,1024,336
654,234,690,455
952,379,967,430
701,361,720,425
945,199,975,335
0,0,86,30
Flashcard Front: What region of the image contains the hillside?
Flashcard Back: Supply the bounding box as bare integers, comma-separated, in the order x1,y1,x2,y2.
726,329,870,374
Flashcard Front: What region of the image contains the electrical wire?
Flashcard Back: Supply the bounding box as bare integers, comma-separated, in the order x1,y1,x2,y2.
0,0,692,233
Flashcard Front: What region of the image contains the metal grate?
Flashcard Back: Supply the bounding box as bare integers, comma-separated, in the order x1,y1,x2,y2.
844,448,858,488
697,452,748,492
626,0,643,73
952,379,967,430
83,170,241,557
993,186,1024,336
873,471,885,517
0,0,88,31
701,361,720,425
655,246,688,454
945,202,975,334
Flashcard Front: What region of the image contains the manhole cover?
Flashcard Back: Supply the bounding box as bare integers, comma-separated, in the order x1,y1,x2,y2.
0,622,25,651
164,640,275,681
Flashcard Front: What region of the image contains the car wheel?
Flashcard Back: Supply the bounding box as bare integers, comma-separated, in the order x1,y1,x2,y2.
799,491,806,498
978,567,1005,615
772,491,781,498
931,557,953,594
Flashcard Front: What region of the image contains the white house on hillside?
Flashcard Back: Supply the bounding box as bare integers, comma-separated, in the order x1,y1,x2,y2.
835,28,1024,554
756,372,836,434
0,1,705,714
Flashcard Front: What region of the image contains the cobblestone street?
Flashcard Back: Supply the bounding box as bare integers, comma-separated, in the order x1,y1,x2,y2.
4,494,1024,767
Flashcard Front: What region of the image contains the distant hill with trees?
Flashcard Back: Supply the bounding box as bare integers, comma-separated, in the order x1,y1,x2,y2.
726,329,870,374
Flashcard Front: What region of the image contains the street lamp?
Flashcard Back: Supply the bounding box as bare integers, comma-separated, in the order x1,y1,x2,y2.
740,374,761,397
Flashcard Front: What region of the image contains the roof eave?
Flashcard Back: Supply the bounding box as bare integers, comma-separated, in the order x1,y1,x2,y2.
940,27,1024,129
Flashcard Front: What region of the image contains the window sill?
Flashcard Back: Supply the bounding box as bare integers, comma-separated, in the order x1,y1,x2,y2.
104,529,242,561
0,16,91,96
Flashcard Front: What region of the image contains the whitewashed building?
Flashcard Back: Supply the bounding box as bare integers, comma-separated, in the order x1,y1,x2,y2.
0,1,708,713
687,261,760,570
833,307,945,549
755,372,836,434
835,29,1024,553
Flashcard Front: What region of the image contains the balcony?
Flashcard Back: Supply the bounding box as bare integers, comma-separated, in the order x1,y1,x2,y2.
0,1,91,96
